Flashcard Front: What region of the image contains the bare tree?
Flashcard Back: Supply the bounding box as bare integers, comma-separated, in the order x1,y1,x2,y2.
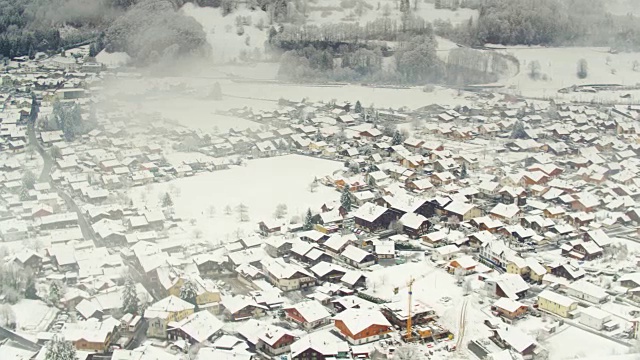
394,345,419,360
274,204,288,219
528,60,541,80
0,304,16,328
463,277,473,295
309,180,319,193
236,203,250,222
224,205,232,215
390,220,404,234
633,60,640,72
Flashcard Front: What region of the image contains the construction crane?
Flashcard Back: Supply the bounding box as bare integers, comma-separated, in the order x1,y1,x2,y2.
405,277,415,342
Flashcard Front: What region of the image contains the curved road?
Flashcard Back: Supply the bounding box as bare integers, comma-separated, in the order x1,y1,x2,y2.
28,121,96,242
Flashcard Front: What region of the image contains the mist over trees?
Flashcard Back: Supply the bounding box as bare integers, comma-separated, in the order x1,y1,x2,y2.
441,0,640,50
104,0,209,63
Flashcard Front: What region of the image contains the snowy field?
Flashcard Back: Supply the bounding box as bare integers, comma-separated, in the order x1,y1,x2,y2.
131,155,343,243
544,326,630,360
491,46,640,101
181,3,269,64
11,299,57,333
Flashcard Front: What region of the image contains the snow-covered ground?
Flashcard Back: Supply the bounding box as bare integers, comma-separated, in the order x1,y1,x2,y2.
544,326,630,360
96,50,131,67
181,3,269,64
11,299,57,334
131,155,342,243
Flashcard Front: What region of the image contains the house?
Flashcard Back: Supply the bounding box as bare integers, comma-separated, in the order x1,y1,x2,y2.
560,240,603,261
352,203,394,232
490,327,538,358
261,257,316,291
579,306,612,330
479,240,516,270
341,245,376,268
492,297,528,320
144,295,195,339
60,318,119,353
620,273,640,289
431,244,460,261
221,295,268,321
565,279,609,304
333,309,392,345
310,262,347,283
12,249,43,272
487,273,530,300
290,329,350,360
537,290,578,318
549,262,586,281
447,256,478,275
167,310,224,344
399,212,430,239
444,201,481,222
284,300,332,330
237,320,295,356
489,203,522,223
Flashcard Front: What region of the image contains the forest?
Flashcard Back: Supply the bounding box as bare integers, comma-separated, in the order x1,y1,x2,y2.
441,0,640,49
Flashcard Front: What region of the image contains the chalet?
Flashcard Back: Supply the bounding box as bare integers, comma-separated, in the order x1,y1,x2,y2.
490,327,538,358
447,256,478,275
444,201,481,222
399,212,430,239
549,262,586,281
560,240,603,261
321,234,355,256
333,309,392,345
341,245,376,268
284,300,332,330
264,236,294,258
261,258,316,291
259,219,284,235
167,310,224,345
486,273,530,300
489,203,522,223
492,297,528,320
221,295,268,321
310,261,347,283
290,330,350,360
352,203,394,232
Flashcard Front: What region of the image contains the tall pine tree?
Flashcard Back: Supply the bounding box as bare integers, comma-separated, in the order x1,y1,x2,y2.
303,208,314,230
122,277,139,315
341,186,352,212
354,100,363,113
392,130,404,145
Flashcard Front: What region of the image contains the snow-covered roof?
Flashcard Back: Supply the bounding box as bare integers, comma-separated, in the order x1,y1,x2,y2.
290,329,348,358
538,290,576,307
352,202,388,222
285,300,331,323
341,245,372,263
168,310,223,343
493,297,526,313
400,212,428,230
332,308,391,336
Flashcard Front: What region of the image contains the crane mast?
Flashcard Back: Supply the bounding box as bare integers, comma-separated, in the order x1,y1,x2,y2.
406,277,415,341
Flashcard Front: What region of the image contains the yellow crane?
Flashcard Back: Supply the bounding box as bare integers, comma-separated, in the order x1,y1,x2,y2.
405,277,415,341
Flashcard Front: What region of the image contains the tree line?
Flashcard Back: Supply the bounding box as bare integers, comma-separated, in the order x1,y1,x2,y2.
439,0,640,50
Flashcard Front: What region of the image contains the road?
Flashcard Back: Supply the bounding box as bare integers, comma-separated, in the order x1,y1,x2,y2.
456,298,469,351
27,118,96,242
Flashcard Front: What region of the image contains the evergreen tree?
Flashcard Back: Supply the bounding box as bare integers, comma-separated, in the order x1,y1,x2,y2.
510,120,527,139
19,186,29,201
460,162,468,179
303,208,314,230
162,192,173,207
340,186,352,212
179,280,198,308
354,100,363,114
49,281,61,305
121,277,139,315
45,335,77,360
392,130,404,145
22,170,36,189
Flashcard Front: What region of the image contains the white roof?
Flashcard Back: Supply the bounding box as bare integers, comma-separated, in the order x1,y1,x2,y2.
400,212,428,230
323,234,353,252
286,300,331,323
290,329,349,358
538,290,577,307
567,279,608,300
444,201,476,216
341,245,371,263
495,327,536,353
352,202,388,222
333,308,391,335
493,297,526,313
169,310,223,343
581,306,611,320
490,203,521,218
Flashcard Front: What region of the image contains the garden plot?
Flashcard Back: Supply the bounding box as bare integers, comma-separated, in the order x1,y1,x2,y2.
11,299,57,334
131,154,342,244
543,326,629,360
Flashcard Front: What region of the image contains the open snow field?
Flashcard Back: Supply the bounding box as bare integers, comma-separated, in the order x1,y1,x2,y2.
181,3,269,64
544,326,630,360
11,299,57,333
492,46,640,101
131,155,342,243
